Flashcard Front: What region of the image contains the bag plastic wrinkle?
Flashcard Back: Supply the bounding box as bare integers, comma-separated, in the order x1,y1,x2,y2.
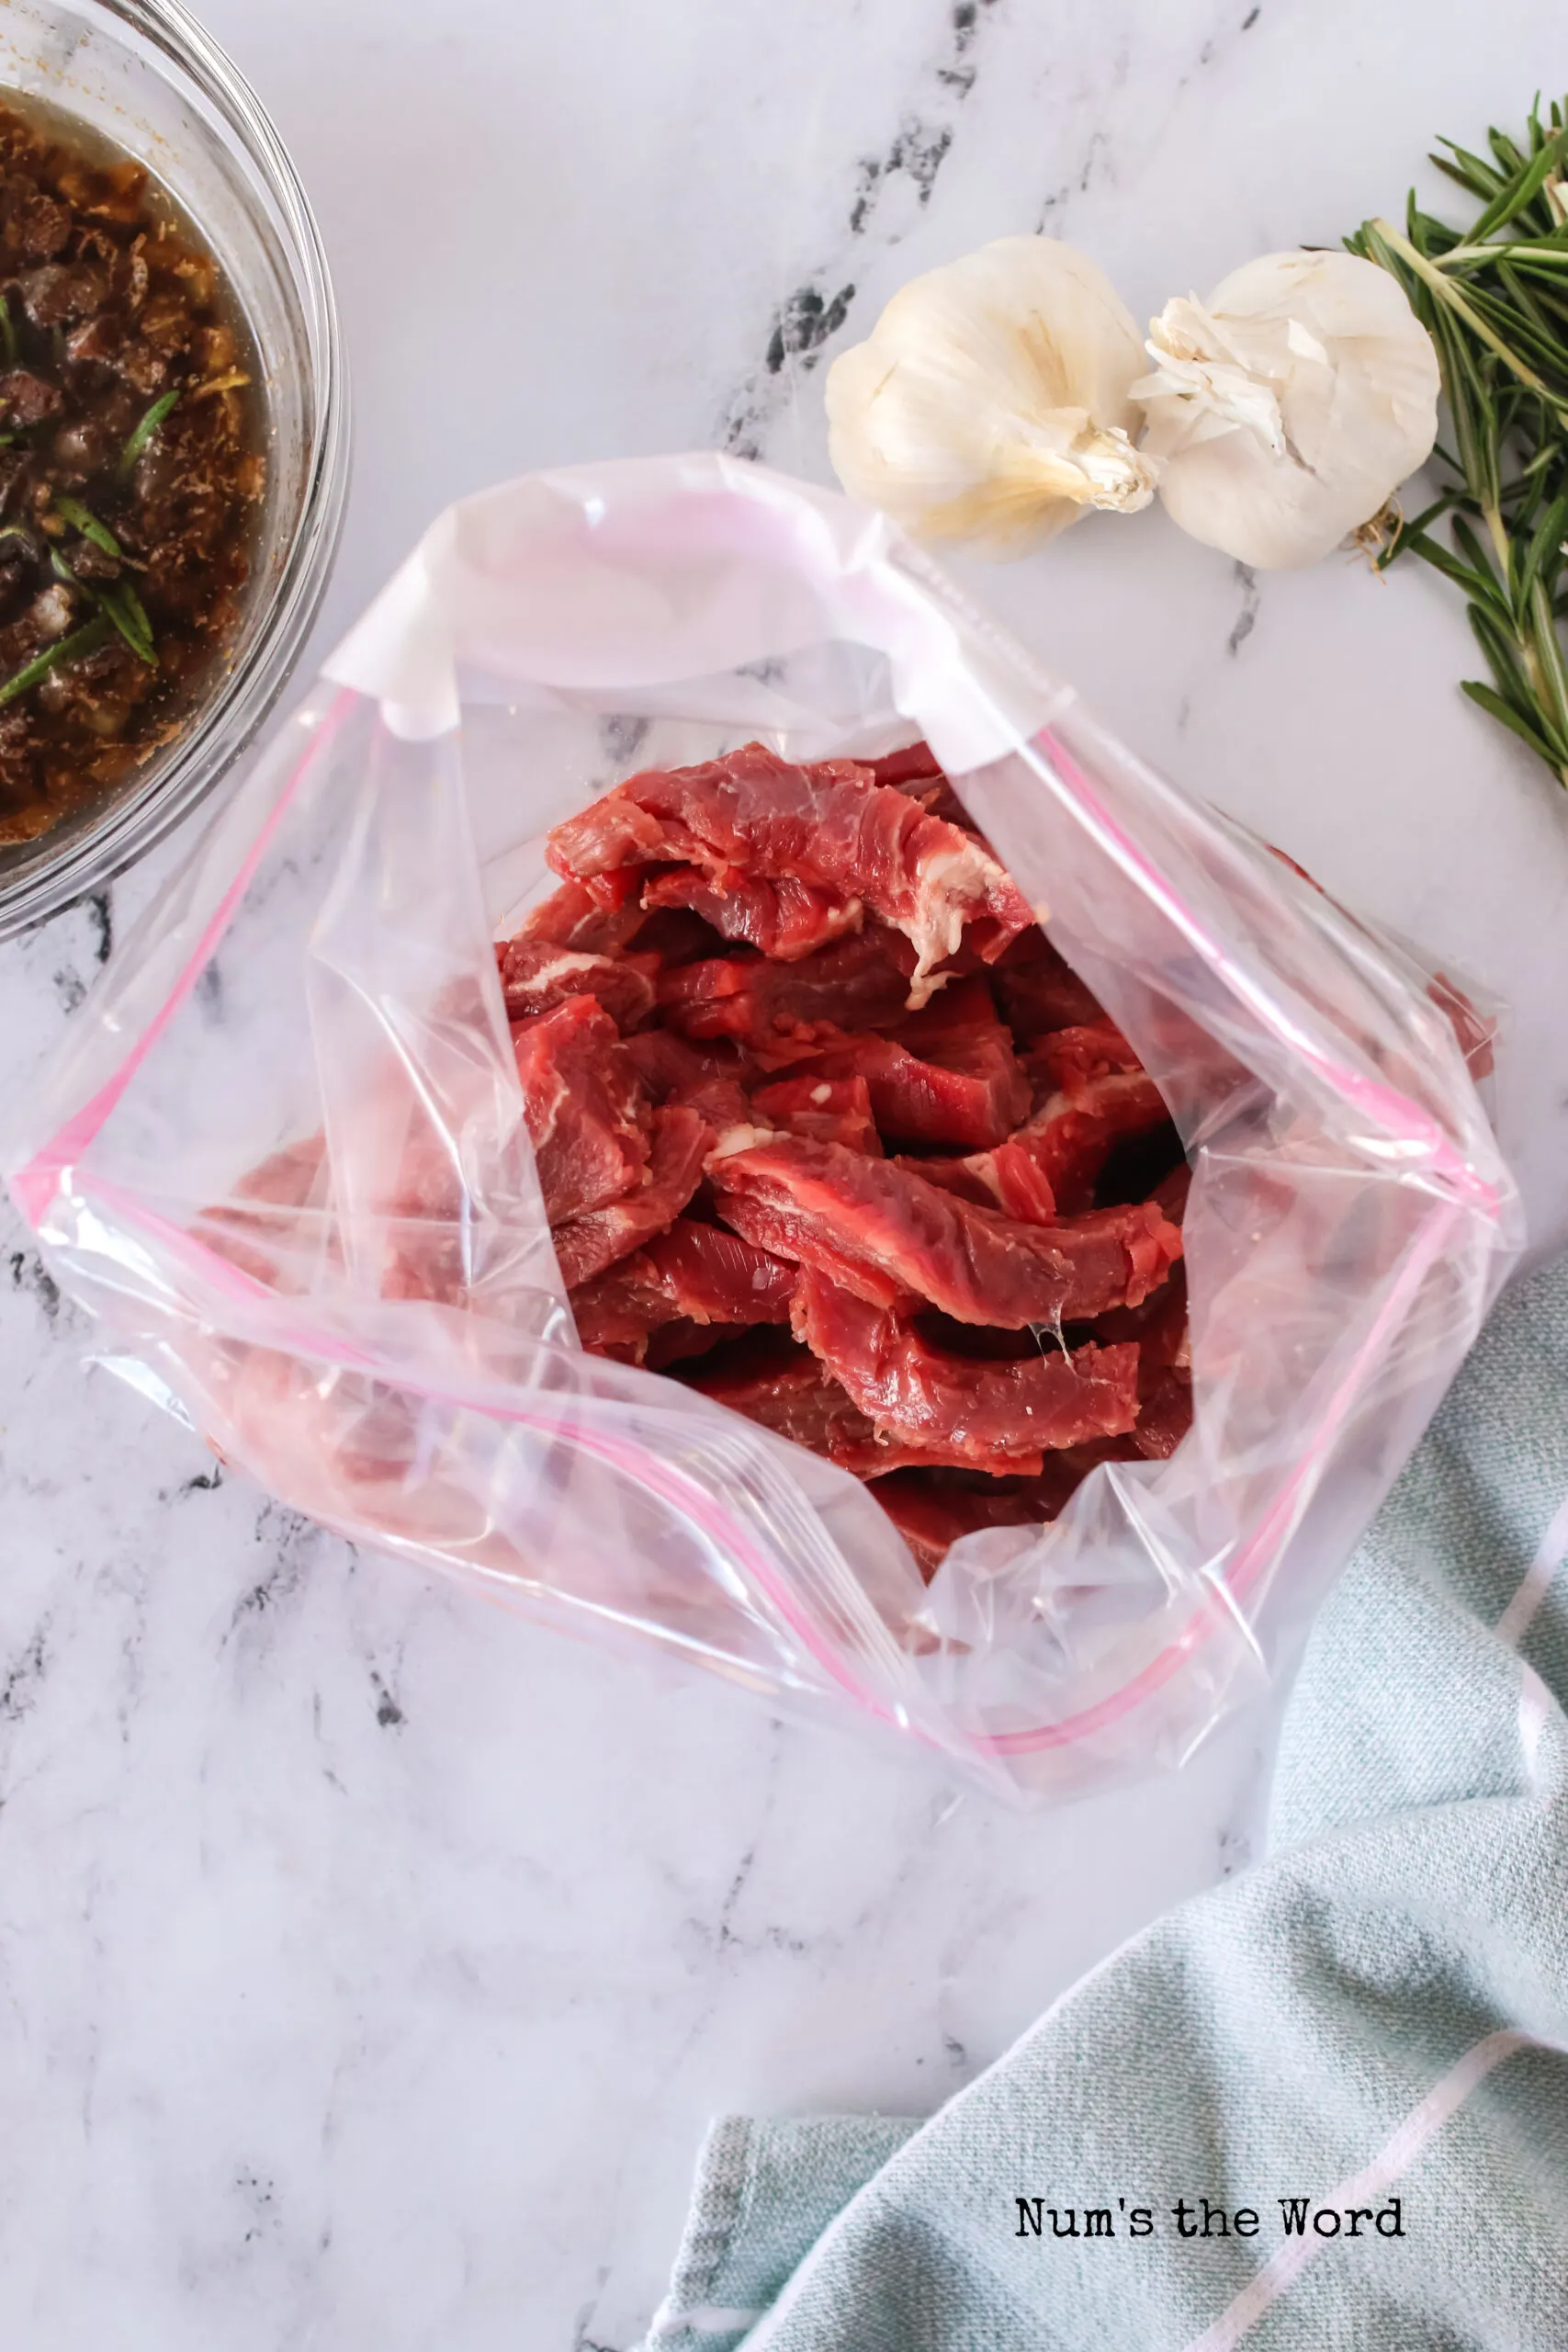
3,454,1520,1800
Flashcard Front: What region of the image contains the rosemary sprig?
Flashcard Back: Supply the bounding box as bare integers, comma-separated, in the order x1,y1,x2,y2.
1350,97,1568,787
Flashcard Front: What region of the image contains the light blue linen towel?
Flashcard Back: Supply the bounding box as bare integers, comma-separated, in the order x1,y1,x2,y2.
643,1252,1568,2350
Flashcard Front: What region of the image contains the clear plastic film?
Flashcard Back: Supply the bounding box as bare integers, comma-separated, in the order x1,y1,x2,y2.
3,455,1521,1800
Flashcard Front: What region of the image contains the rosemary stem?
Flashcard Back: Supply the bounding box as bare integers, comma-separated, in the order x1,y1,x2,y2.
1520,634,1551,717
1370,216,1568,413
1438,240,1568,265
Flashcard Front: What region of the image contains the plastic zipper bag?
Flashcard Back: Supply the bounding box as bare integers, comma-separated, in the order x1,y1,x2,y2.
3,454,1520,1799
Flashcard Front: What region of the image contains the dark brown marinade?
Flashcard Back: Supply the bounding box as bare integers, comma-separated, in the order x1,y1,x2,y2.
0,99,264,848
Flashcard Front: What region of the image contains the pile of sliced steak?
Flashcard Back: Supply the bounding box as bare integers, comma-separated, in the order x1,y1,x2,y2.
500,740,1191,1575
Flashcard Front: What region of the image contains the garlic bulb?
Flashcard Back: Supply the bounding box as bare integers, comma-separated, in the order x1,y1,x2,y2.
1132,250,1439,569
826,236,1157,556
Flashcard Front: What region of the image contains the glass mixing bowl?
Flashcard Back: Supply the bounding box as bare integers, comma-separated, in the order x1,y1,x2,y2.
0,0,347,940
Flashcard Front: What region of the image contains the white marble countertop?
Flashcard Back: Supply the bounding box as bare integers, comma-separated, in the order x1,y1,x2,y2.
4,2,1568,2345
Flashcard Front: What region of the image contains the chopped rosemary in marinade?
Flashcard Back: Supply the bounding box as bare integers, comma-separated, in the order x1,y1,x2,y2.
53,494,122,558
118,389,181,476
0,616,110,707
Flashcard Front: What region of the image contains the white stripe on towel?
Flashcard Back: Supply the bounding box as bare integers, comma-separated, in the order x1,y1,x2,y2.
1518,1663,1553,1785
1495,1485,1568,1649
646,2300,764,2341
1178,2028,1540,2352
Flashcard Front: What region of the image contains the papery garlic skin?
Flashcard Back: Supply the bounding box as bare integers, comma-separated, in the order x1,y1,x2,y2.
1133,250,1440,570
826,236,1158,557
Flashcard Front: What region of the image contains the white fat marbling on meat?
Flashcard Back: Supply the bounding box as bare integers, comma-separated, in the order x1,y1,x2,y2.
514,949,608,990
904,835,1012,992
705,1121,783,1162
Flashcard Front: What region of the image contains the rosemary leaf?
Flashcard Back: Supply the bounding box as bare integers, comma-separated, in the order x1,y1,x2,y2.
1395,492,1468,540
1461,279,1568,383
1469,599,1539,712
97,581,156,667
50,541,157,667
1461,678,1568,773
1453,512,1510,594
1403,526,1507,607
1472,128,1566,239
1429,305,1500,517
52,494,121,559
1496,259,1567,356
0,616,109,707
1514,489,1568,612
1529,574,1568,739
119,388,180,476
1432,141,1507,200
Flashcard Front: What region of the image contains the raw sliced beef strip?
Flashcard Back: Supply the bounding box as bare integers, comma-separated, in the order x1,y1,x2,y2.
1029,1018,1144,1092
623,1028,756,1130
203,1133,330,1289
869,1473,1046,1577
658,925,919,1051
863,741,946,789
1014,1071,1172,1215
708,1135,1182,1326
791,1033,1026,1149
869,1438,1145,1576
1090,1261,1193,1461
1131,1371,1193,1460
571,1217,796,1363
640,865,863,962
993,931,1106,1040
866,1467,1062,1577
906,1068,1170,1225
795,976,1031,1149
512,995,649,1226
749,1074,883,1154
908,1023,1168,1220
515,877,649,955
546,740,1032,990
791,1269,1141,1473
683,1333,958,1478
551,1105,711,1289
898,1141,1060,1226
499,939,658,1029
